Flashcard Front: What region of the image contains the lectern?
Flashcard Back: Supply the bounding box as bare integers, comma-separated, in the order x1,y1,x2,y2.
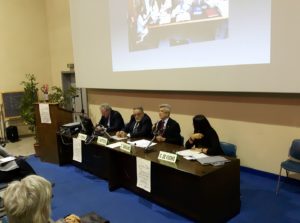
34,103,73,164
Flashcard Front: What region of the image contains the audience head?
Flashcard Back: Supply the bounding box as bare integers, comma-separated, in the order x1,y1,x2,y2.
100,103,112,118
159,104,171,120
193,114,212,134
133,106,144,122
3,175,52,223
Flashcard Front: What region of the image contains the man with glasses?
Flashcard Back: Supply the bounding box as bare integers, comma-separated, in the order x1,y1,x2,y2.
116,106,152,138
98,103,125,132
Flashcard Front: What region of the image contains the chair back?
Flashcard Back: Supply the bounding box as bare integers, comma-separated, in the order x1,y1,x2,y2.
220,142,237,157
180,136,184,146
289,139,300,160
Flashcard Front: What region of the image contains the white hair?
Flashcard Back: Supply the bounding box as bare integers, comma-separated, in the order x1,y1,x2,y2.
3,175,52,223
159,104,171,114
99,103,112,111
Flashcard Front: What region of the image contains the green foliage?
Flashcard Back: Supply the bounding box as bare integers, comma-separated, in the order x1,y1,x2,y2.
20,74,38,132
48,86,65,105
48,86,78,107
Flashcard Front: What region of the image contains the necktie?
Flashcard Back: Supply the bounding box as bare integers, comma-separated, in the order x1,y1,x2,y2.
133,122,139,134
158,120,164,135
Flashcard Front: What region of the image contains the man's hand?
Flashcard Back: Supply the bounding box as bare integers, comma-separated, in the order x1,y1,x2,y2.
116,131,127,138
156,135,166,142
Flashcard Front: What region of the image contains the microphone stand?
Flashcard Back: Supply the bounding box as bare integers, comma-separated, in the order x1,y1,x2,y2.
80,88,85,115
144,122,159,153
144,134,157,153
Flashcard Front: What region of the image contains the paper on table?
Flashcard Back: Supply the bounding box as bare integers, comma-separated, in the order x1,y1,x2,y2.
128,139,156,148
182,156,194,160
73,138,82,163
106,142,122,148
39,103,51,124
176,149,200,156
192,153,209,159
110,135,127,141
177,149,209,160
136,157,151,192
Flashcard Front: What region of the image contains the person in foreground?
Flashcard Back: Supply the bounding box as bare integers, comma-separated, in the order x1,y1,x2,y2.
0,146,36,183
98,103,124,132
3,175,80,223
185,114,224,155
116,106,152,138
152,104,182,145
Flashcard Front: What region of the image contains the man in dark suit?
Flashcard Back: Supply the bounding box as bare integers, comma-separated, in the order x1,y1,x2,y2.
116,106,152,138
153,104,183,145
98,103,125,132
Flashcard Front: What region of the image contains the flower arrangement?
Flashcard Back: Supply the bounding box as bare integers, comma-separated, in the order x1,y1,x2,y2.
41,84,49,101
41,84,49,94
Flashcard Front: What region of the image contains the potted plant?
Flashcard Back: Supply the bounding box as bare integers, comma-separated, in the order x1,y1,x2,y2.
20,74,39,155
48,86,78,110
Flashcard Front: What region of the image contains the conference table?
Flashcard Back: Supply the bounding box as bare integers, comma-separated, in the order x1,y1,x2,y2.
57,134,240,223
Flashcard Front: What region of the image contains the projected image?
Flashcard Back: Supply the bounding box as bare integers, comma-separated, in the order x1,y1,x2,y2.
128,0,229,51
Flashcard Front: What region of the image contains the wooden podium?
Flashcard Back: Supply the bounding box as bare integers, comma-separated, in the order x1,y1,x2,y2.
34,103,73,164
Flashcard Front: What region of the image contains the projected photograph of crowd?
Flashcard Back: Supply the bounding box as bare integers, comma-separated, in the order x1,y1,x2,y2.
128,0,229,52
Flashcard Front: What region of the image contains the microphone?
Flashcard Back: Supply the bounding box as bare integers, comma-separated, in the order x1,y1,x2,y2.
152,120,160,135
144,135,156,153
145,122,160,153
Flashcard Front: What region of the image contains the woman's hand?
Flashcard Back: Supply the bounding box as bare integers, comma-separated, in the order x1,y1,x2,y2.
191,133,204,140
192,147,208,154
189,133,204,143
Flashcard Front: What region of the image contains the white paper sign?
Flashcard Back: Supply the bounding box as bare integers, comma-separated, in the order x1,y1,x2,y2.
158,151,177,163
39,103,51,124
73,138,82,163
136,157,151,193
97,136,108,146
120,142,132,153
77,133,87,141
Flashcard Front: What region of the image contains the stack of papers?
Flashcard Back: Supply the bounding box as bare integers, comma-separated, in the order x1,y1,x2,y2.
0,156,16,164
176,149,208,160
197,156,230,166
0,156,18,171
110,135,127,141
106,142,122,149
128,139,156,148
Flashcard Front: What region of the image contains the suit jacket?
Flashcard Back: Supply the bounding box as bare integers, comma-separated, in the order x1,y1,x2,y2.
124,113,152,138
185,128,224,155
154,118,183,145
99,110,124,132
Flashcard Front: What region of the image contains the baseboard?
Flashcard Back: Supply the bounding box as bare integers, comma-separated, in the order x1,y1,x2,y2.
240,166,300,185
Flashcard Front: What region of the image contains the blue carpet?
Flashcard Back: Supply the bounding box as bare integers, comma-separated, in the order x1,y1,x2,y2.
26,156,300,223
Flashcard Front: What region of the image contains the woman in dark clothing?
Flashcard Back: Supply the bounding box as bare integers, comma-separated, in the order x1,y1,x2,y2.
185,114,224,156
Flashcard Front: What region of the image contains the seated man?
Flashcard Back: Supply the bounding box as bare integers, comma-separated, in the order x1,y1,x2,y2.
116,106,152,138
98,103,125,132
153,104,183,145
0,146,36,183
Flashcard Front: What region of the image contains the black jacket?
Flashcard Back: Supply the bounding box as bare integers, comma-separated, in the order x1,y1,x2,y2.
185,128,224,155
124,113,152,138
154,118,183,145
99,110,125,132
